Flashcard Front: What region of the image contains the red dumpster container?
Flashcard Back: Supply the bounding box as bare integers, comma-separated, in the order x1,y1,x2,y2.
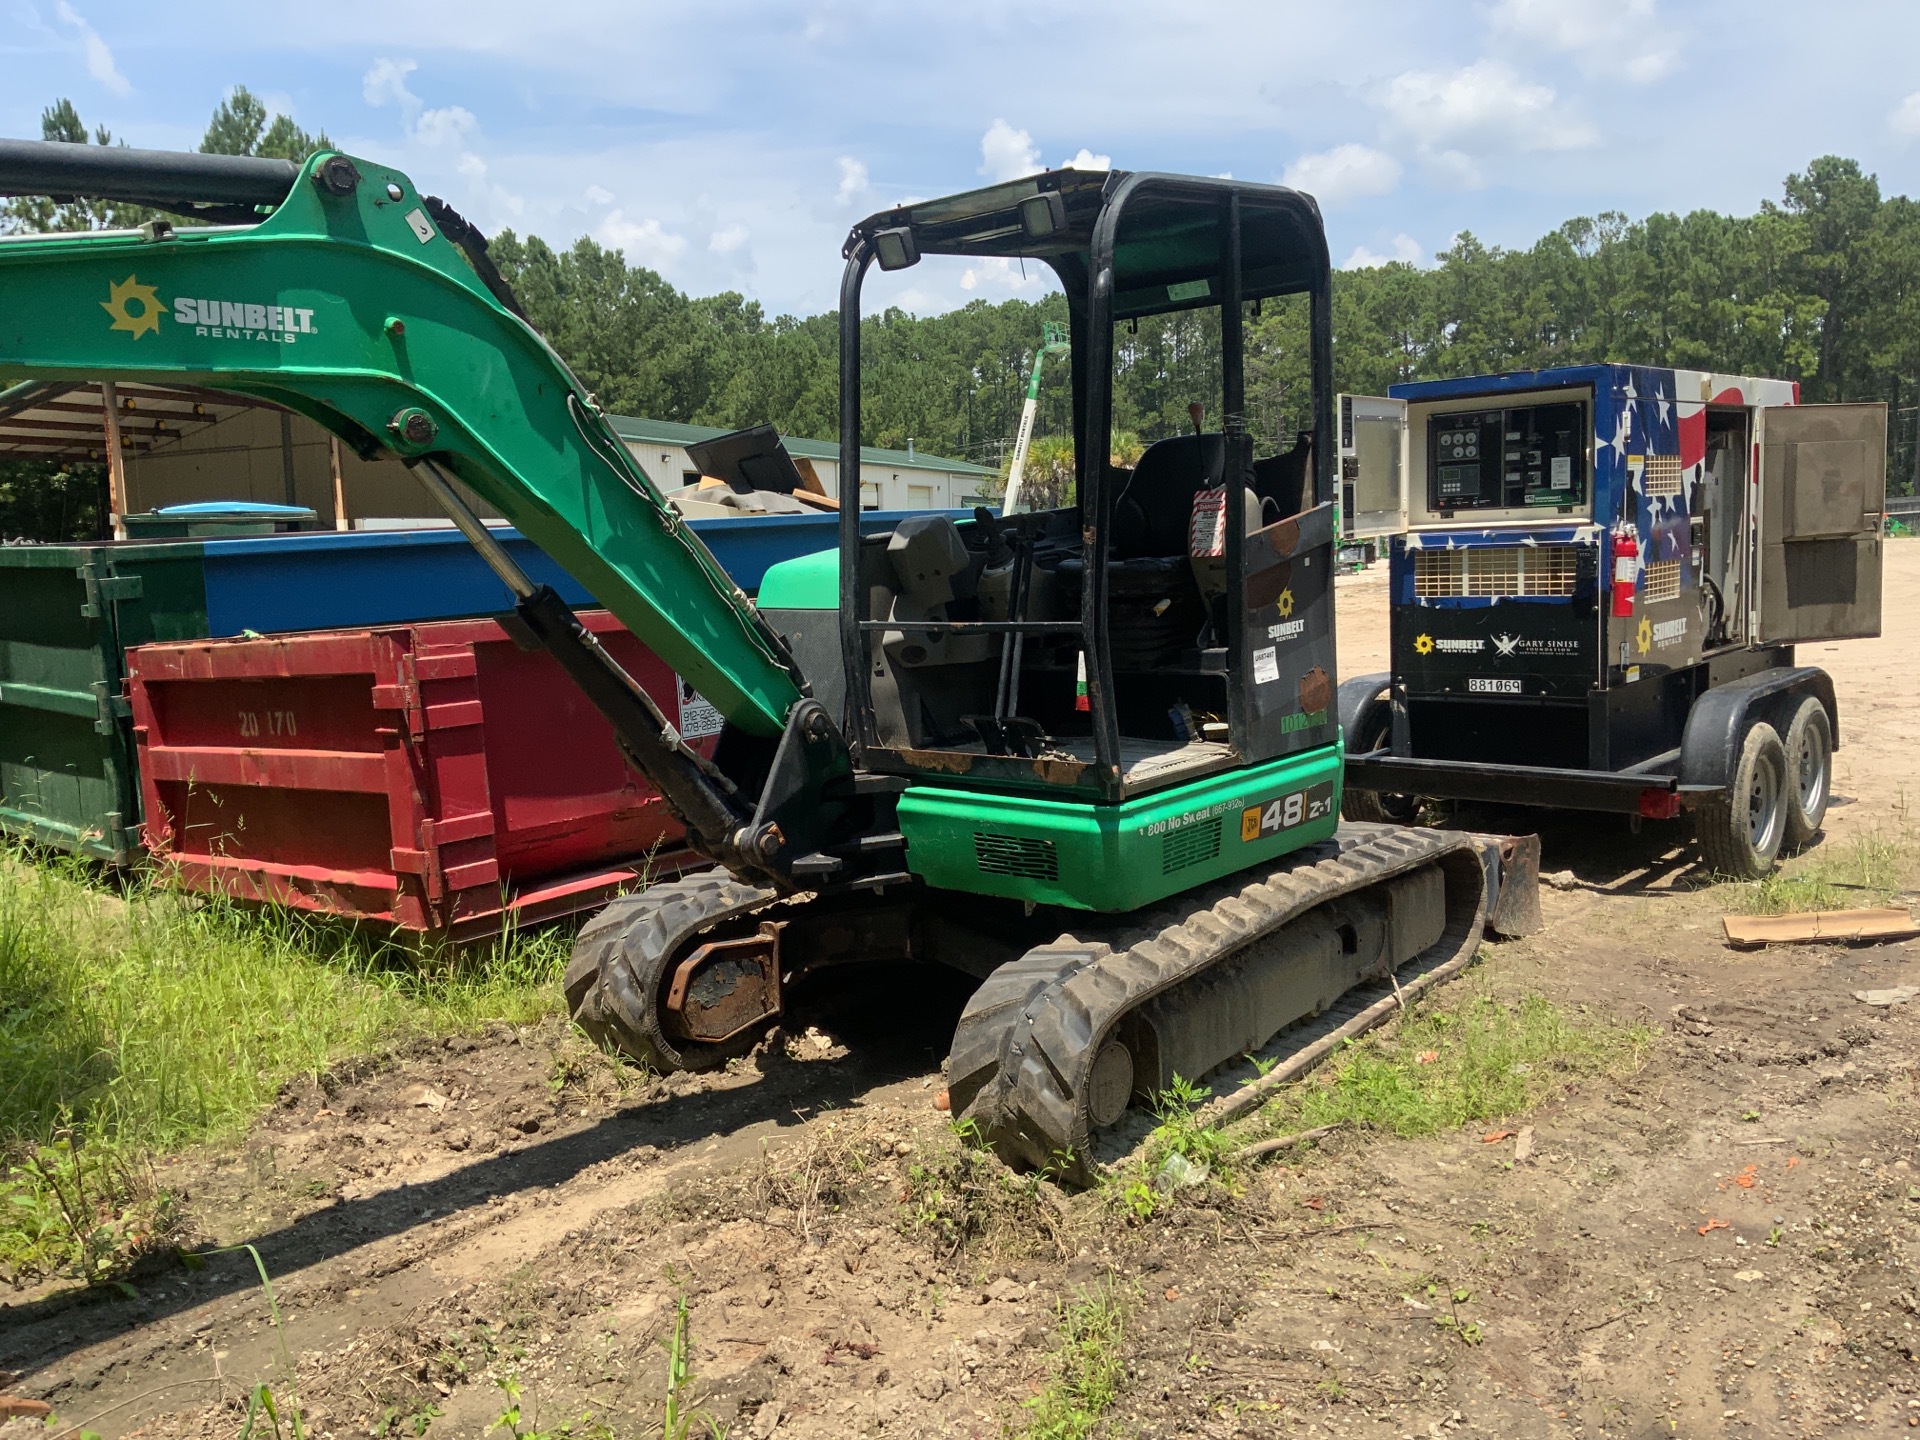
126,612,717,941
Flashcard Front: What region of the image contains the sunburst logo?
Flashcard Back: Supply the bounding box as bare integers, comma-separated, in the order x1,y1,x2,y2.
1276,588,1295,619
1414,633,1435,656
102,275,167,339
1635,616,1653,655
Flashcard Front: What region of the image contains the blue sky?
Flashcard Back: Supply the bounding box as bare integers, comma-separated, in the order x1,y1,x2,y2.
5,0,1919,317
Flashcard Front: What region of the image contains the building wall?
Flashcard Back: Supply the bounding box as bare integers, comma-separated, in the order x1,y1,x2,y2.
620,441,990,511
121,406,989,525
124,407,500,524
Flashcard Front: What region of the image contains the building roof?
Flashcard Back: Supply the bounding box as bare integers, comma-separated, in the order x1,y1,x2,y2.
0,379,265,461
608,414,995,476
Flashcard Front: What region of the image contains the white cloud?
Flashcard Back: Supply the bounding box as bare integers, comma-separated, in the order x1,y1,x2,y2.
598,211,687,266
1059,147,1112,171
1491,0,1677,84
1343,234,1425,269
1893,92,1920,140
362,62,521,218
54,1,130,96
1375,59,1598,179
980,119,1041,182
1425,148,1487,190
583,184,615,206
1282,143,1402,207
709,223,749,254
363,57,421,117
415,105,479,150
959,255,1047,294
835,156,870,205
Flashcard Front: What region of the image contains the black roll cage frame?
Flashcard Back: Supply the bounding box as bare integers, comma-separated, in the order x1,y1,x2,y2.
836,171,1336,802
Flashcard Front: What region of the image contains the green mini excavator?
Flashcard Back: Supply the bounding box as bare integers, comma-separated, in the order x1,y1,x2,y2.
0,140,1537,1178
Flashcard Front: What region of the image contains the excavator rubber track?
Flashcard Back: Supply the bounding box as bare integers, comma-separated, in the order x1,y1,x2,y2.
567,826,1509,1184
945,826,1490,1183
564,869,778,1073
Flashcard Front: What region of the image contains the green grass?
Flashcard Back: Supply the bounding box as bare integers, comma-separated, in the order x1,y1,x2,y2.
1722,829,1913,915
1110,1076,1235,1222
1259,985,1651,1140
1014,1281,1129,1440
1,849,569,1149
1,846,573,1284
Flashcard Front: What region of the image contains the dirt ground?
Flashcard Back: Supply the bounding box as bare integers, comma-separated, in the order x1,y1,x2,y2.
5,544,1918,1440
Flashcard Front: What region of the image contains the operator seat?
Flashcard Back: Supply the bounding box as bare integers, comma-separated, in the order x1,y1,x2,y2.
1111,430,1313,560
1111,434,1225,559
1251,430,1312,521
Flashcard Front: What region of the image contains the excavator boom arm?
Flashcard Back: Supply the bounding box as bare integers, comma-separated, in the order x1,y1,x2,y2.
0,142,803,741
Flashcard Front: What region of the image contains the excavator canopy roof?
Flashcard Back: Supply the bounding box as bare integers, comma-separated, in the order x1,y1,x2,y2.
845,168,1328,319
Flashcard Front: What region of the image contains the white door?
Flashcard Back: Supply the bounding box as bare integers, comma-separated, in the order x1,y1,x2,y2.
1752,402,1886,644
1337,394,1409,539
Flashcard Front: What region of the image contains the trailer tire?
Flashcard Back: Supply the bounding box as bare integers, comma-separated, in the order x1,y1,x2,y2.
1694,721,1789,879
1781,697,1832,851
1341,708,1417,824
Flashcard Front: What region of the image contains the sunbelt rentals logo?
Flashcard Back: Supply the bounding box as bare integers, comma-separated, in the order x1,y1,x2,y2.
102,274,317,344
101,275,166,338
1266,587,1305,643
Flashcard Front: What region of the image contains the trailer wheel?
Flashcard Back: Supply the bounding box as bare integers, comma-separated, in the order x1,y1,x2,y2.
1781,697,1832,850
1694,721,1789,879
1341,708,1418,824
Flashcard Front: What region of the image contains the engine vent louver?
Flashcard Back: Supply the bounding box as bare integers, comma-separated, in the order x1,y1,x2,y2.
1162,819,1222,875
974,832,1059,881
1414,545,1581,599
1644,454,1684,497
1643,558,1681,603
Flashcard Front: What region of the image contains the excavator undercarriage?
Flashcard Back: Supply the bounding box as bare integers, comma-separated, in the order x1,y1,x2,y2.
566,824,1538,1181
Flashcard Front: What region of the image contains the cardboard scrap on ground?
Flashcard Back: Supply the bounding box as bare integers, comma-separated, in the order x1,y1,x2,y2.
1721,906,1919,948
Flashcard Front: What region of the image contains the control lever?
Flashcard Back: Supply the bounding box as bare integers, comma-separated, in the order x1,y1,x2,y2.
973,505,1012,568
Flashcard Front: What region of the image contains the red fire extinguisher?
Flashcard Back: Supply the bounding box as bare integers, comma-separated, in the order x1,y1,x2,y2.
1610,524,1639,618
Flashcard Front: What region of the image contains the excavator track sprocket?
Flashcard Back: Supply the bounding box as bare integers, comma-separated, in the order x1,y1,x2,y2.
946,826,1488,1183
564,868,778,1072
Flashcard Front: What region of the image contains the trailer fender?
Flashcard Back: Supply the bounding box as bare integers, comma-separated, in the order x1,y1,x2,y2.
1678,667,1838,797
1338,672,1392,753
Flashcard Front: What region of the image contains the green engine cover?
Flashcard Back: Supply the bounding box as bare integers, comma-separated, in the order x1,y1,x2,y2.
898,743,1344,912
755,546,838,610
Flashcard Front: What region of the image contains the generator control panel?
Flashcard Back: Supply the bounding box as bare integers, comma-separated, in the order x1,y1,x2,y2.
1427,399,1587,513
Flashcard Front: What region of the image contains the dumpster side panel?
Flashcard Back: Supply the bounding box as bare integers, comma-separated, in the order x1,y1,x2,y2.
0,551,158,860
465,620,686,876
128,613,703,939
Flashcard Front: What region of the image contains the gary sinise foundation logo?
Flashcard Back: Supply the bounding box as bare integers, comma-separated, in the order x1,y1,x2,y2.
102,274,316,343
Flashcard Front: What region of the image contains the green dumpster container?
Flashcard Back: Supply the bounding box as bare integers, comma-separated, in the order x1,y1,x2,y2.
0,541,214,862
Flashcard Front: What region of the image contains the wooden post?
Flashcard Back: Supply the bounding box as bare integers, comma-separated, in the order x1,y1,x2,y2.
330,435,350,531
99,381,129,540
278,410,299,507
